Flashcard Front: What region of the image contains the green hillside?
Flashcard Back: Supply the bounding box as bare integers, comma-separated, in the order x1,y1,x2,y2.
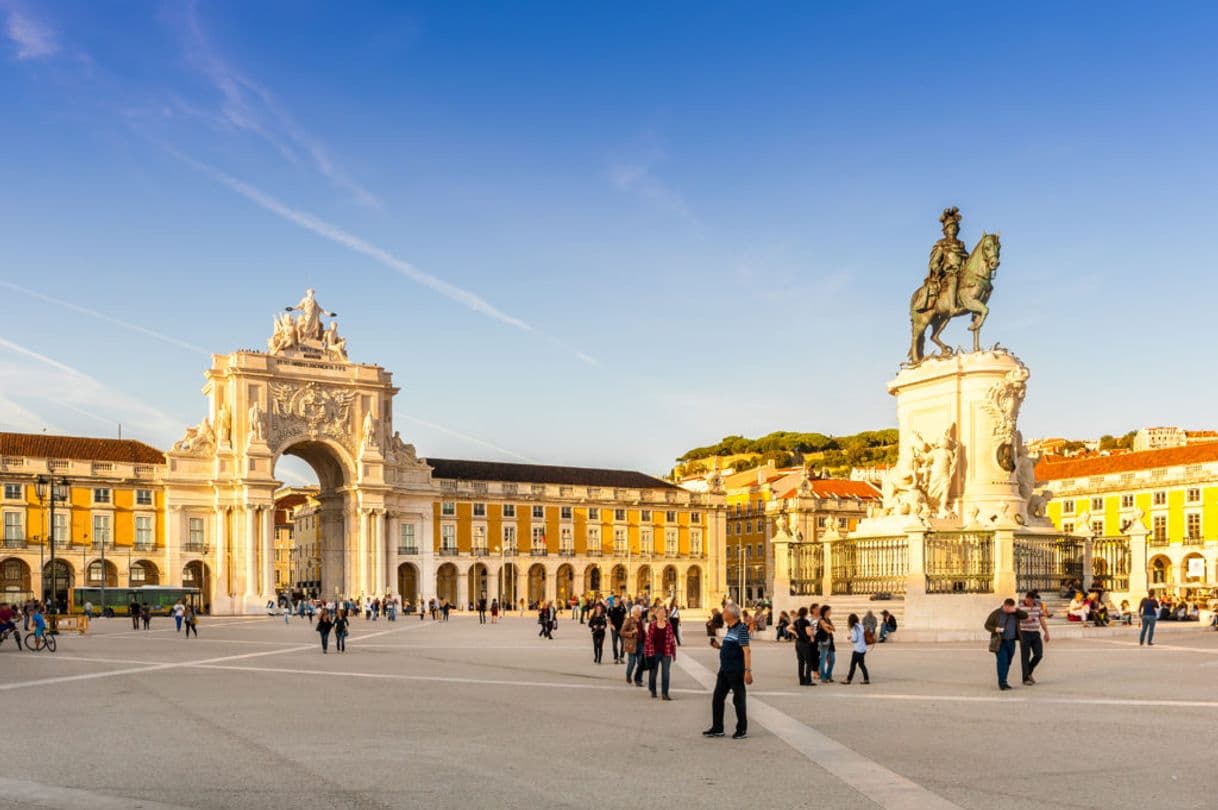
673,429,899,479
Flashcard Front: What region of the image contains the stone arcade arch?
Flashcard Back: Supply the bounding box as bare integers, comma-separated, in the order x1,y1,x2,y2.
131,560,160,586
686,566,702,608
397,562,419,606
164,290,437,614
1,557,32,602
528,563,547,606
556,563,575,603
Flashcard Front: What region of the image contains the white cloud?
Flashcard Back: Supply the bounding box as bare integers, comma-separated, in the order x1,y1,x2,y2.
0,281,211,356
609,133,698,226
171,149,538,334
2,2,58,61
179,2,381,208
0,337,187,447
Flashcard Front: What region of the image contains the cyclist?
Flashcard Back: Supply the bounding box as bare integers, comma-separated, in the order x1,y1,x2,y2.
0,602,22,649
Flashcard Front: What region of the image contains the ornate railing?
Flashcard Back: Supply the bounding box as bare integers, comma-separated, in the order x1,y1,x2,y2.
1090,536,1130,592
3,537,26,549
134,541,155,552
924,531,994,594
1014,534,1083,595
397,545,418,556
183,542,209,554
788,542,823,596
438,547,459,556
585,548,603,557
830,536,907,596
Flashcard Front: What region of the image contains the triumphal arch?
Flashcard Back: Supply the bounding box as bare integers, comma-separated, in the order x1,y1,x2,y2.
164,290,437,614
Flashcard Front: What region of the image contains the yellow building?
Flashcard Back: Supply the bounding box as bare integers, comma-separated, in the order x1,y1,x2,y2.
1038,443,1218,595
1,433,166,609
420,459,722,610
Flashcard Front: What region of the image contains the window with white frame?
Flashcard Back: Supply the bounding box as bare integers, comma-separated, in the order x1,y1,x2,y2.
503,504,516,518
399,523,416,552
665,528,678,556
135,515,153,547
641,510,651,522
613,528,627,554
1091,520,1103,537
588,507,599,520
129,564,146,584
441,524,456,551
473,525,487,551
1063,522,1074,535
136,489,154,506
817,516,827,528
614,509,626,521
588,526,600,548
532,505,544,519
745,520,752,534
1186,512,1201,538
1152,514,1167,542
1187,488,1201,503
690,529,702,556
88,562,106,584
665,510,677,522
1091,497,1103,512
641,528,652,551
186,514,203,545
1063,500,1075,514
559,527,573,552
441,501,456,517
1121,494,1134,509
531,526,546,551
3,483,22,500
2,511,22,540
92,514,111,545
52,512,67,543
503,525,517,554
93,488,111,504
473,502,486,517
1152,491,1166,506
839,517,848,529
560,506,572,520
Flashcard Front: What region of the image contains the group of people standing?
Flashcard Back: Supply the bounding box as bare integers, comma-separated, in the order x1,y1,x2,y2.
787,603,875,686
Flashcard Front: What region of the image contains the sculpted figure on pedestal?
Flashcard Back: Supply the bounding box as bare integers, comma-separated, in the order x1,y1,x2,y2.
924,426,958,519
248,400,267,445
321,320,348,361
908,207,1003,363
216,403,232,446
883,444,929,521
173,417,215,455
361,409,378,452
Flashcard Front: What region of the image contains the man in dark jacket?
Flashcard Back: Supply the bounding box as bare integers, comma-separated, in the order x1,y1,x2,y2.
607,601,627,664
984,598,1029,691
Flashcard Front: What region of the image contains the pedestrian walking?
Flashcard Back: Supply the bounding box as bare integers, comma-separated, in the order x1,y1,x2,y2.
645,609,677,700
816,605,837,683
477,592,488,625
141,603,152,630
1138,592,1159,646
334,609,349,653
669,598,682,646
589,604,608,663
703,603,751,739
608,599,626,663
985,598,1029,690
843,613,871,685
793,606,816,686
490,598,499,624
623,605,645,686
317,610,333,653
283,603,290,625
173,600,185,632
1018,591,1050,685
184,605,199,638
130,599,141,630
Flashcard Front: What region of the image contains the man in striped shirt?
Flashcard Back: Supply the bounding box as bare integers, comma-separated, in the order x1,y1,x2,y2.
704,603,752,739
1019,591,1050,685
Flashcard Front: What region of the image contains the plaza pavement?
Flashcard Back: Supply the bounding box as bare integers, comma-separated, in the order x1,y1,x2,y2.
1,612,1216,810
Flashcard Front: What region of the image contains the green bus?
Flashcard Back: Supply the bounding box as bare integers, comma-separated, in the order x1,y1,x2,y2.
71,586,201,616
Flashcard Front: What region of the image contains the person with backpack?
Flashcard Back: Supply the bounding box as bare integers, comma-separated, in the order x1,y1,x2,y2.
183,605,199,638
334,609,350,653
792,606,816,686
843,613,872,685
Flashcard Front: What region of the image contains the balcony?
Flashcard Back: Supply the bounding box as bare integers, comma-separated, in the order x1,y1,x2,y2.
585,548,603,557
1182,535,1206,546
557,548,576,557
3,536,27,549
397,546,418,556
183,542,209,554
1148,536,1169,548
133,542,155,552
472,547,490,557
91,541,115,552
438,547,459,556
529,548,548,557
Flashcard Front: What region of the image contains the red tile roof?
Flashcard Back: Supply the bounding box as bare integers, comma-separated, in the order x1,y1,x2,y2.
0,432,165,465
1035,442,1218,481
774,475,881,500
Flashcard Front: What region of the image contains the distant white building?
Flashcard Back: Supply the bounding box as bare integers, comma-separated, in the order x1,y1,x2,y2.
1134,427,1187,452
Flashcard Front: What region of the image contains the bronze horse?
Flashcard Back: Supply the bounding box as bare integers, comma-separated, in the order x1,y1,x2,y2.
908,233,1001,363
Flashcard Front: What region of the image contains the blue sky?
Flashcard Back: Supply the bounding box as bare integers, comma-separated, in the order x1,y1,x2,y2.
1,1,1216,479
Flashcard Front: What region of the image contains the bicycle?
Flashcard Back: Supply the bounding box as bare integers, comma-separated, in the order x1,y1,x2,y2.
24,632,56,653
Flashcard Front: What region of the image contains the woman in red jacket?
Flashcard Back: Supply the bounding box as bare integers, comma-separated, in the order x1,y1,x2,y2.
644,609,678,700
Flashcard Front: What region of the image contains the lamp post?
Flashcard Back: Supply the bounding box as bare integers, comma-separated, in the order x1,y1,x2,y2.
35,474,69,629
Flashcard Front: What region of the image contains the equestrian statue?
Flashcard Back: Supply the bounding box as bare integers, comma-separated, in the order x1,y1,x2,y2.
908,207,1002,363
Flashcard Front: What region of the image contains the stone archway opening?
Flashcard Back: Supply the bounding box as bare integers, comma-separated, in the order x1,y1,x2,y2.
556,564,575,604
686,566,702,608
86,559,119,588
398,562,419,610
636,565,652,601
527,563,546,608
661,565,678,601
1,557,32,603
611,564,627,596
42,559,73,612
436,563,458,606
274,440,352,601
585,564,602,596
131,560,160,586
469,563,489,609
182,561,212,613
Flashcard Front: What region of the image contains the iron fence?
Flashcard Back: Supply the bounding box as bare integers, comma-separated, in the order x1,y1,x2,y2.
1015,534,1083,595
924,531,994,594
788,542,823,596
830,536,908,596
1090,536,1130,592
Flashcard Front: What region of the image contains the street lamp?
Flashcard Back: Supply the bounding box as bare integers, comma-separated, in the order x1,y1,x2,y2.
35,474,69,628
